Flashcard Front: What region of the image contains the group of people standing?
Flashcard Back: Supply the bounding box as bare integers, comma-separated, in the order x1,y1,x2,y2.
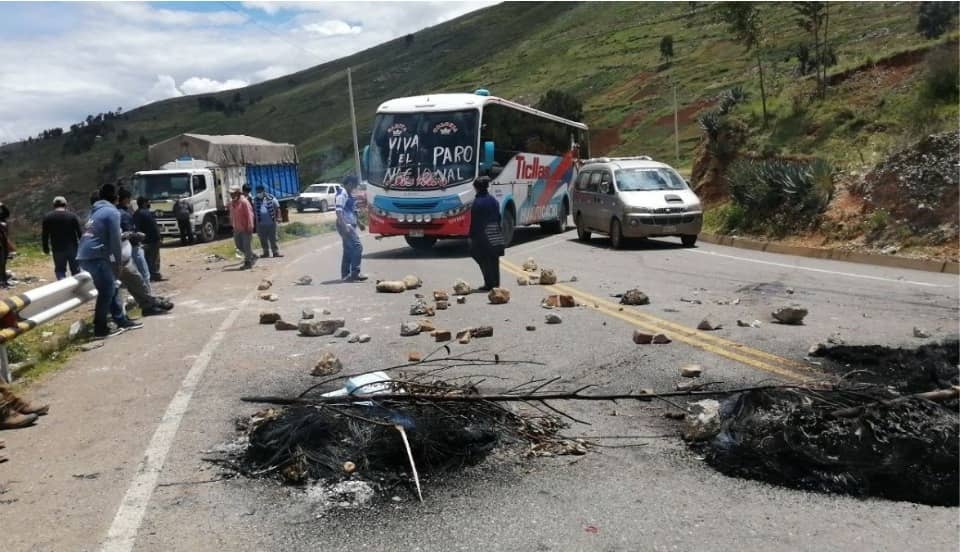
228,184,283,270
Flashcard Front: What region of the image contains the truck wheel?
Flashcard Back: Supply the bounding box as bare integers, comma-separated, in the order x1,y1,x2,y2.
320,200,328,213
405,236,437,251
199,216,217,243
501,206,516,246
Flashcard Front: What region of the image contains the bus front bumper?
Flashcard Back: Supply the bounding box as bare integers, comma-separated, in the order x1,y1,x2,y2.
368,211,470,238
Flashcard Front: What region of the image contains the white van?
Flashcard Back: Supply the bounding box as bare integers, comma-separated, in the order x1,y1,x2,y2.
571,157,702,249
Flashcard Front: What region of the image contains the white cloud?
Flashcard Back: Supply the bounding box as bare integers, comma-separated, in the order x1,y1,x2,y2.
0,1,500,143
180,77,250,95
100,2,248,26
302,20,362,36
143,75,184,103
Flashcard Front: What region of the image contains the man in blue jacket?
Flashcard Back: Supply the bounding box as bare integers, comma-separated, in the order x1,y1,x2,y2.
77,184,143,339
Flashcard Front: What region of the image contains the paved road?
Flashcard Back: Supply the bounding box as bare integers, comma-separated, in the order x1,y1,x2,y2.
1,226,957,552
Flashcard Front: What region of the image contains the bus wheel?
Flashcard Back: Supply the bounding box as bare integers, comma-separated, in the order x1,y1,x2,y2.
199,215,217,243
541,201,567,234
501,207,516,246
405,236,437,251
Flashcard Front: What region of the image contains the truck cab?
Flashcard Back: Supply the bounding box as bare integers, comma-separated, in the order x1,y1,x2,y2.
131,158,227,242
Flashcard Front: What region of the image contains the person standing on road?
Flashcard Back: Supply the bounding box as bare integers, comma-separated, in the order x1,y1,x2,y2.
117,187,151,291
173,194,194,246
41,196,83,280
133,197,164,282
77,184,142,338
229,186,256,269
468,176,503,291
253,185,282,258
335,177,367,281
0,203,12,289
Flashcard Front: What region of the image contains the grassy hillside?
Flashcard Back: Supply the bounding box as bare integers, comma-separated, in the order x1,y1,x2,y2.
0,1,955,237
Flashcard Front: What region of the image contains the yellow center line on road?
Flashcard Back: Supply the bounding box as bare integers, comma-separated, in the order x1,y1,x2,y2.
500,258,813,381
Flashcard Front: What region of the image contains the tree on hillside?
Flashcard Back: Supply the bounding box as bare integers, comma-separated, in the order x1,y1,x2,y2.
718,3,769,126
535,90,584,122
659,35,675,66
916,2,957,39
793,1,833,99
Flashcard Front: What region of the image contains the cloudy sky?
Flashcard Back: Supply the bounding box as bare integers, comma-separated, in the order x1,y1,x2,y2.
0,1,497,144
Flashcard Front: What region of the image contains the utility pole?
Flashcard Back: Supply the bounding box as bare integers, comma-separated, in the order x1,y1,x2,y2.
347,68,362,183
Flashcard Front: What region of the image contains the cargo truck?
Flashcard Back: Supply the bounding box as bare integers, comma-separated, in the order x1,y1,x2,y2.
131,133,300,242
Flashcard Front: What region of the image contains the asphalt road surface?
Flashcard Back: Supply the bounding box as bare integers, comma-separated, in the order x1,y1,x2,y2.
2,225,957,552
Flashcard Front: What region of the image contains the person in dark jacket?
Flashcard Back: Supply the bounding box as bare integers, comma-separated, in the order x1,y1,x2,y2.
133,197,163,281
117,187,151,291
0,203,10,288
41,196,83,280
468,177,503,291
173,195,194,246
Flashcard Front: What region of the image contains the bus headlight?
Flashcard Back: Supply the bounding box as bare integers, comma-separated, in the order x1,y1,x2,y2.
423,214,432,223
414,214,424,223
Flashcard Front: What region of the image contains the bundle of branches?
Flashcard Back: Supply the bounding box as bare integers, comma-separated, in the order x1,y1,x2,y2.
226,352,583,491
702,385,959,506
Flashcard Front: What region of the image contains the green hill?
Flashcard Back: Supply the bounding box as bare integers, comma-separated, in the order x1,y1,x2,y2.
1,1,956,237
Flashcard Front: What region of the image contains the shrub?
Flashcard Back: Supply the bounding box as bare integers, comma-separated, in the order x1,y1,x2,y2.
921,46,959,103
725,157,834,233
6,340,29,363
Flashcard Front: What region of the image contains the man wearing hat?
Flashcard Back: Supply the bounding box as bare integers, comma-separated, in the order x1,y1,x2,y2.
41,196,83,280
229,185,256,269
253,185,282,258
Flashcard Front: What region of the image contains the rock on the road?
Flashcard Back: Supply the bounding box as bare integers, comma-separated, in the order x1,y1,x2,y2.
522,257,538,272
633,330,671,344
376,280,407,293
358,334,371,343
772,306,808,325
683,399,721,442
435,300,449,310
259,293,279,302
517,276,528,286
456,296,466,304
402,275,422,290
470,326,494,338
913,326,931,338
680,364,703,378
301,308,315,320
488,288,510,304
348,335,360,343
620,289,650,306
545,313,562,325
312,351,343,376
697,317,722,331
334,328,350,338
259,312,282,324
433,290,449,302
257,279,272,291
400,321,421,336
539,269,558,285
418,319,436,333
543,294,576,308
295,275,313,286
299,318,346,337
274,320,298,331
434,330,452,342
453,279,472,295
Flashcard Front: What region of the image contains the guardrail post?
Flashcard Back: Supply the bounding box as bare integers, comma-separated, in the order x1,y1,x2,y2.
0,345,9,384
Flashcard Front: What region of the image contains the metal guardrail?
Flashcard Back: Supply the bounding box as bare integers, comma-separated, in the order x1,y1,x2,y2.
0,272,98,383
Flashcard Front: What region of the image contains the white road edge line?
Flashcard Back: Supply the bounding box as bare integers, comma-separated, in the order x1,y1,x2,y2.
101,242,335,552
685,248,950,288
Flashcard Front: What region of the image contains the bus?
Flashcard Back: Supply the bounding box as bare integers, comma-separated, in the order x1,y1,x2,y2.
362,90,589,250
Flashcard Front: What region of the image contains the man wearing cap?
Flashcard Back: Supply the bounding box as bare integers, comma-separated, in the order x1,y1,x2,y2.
253,185,282,258
229,186,256,269
41,196,83,280
335,177,367,281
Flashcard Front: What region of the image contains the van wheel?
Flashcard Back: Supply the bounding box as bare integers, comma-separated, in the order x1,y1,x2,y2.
296,206,304,213
681,234,698,247
501,207,516,246
320,200,328,213
199,215,217,243
576,214,591,242
610,219,624,250
405,236,437,251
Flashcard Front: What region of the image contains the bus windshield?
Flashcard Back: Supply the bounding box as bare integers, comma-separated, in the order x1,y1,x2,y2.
367,109,478,190
132,173,192,200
